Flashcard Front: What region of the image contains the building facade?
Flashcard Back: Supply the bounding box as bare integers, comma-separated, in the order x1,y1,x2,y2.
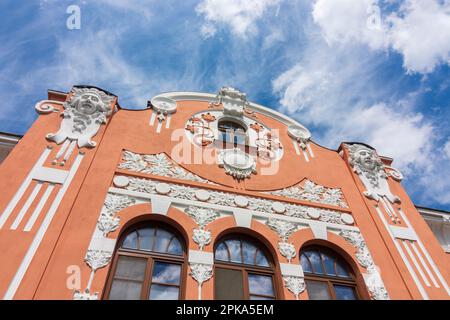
0,85,448,300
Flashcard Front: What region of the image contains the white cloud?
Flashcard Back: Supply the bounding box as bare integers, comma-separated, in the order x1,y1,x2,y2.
196,0,281,38
273,59,433,171
312,0,450,74
445,139,450,159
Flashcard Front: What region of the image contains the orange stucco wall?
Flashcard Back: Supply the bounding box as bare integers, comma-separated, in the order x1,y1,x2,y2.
0,86,448,300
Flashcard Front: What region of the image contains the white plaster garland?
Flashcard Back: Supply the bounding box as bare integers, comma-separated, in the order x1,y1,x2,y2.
189,263,213,300
347,144,401,204
266,179,348,208
338,230,390,300
119,150,214,184
121,176,352,226
283,276,306,300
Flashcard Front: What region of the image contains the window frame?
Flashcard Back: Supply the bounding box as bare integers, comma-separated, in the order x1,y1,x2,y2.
103,222,187,300
213,235,280,300
217,118,249,150
301,246,361,300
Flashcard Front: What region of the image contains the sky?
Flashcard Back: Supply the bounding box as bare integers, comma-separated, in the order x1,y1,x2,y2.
0,0,449,210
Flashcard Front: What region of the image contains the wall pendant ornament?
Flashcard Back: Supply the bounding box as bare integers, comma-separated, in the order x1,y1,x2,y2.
85,249,112,272
347,144,401,204
185,206,219,250
192,229,212,250
97,194,136,237
189,263,213,300
338,230,389,300
279,242,297,263
46,87,114,149
218,148,257,180
97,211,120,237
283,276,306,300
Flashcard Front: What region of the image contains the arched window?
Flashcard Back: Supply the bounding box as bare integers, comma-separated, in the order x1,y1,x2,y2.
214,235,277,300
217,119,248,148
300,246,359,300
104,223,186,300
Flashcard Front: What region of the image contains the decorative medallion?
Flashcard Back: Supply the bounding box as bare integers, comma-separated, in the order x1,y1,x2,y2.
218,148,257,180
149,96,177,122
287,124,311,149
279,242,297,263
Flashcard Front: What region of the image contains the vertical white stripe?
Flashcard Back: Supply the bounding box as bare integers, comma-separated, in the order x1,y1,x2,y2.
398,209,450,295
156,120,163,133
380,198,394,220
0,147,51,229
383,197,399,219
23,184,55,232
374,205,429,299
3,153,84,300
149,113,156,126
307,143,314,158
402,240,431,287
302,149,309,162
293,141,300,155
165,115,171,129
10,182,43,230
410,242,440,288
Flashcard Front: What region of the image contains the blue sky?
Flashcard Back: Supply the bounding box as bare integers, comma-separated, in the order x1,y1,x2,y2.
0,0,449,210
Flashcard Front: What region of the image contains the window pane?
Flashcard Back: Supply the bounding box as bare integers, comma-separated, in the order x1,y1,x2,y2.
154,228,172,253
138,228,154,251
214,268,244,300
226,239,242,263
321,252,337,276
248,274,274,296
152,262,181,285
114,256,146,281
336,260,350,277
109,279,142,300
334,285,357,300
306,280,331,300
167,237,183,255
242,240,257,265
215,242,229,261
149,284,179,300
300,253,313,273
255,250,270,267
306,251,324,274
122,231,138,249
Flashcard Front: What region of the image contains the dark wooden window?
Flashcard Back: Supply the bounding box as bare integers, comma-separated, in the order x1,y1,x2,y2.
214,236,277,300
300,246,359,300
217,120,248,149
104,223,186,300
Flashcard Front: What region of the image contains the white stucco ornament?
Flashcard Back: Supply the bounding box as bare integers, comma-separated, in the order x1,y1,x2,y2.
287,124,311,142
46,87,115,148
218,148,257,180
347,144,401,204
150,96,177,122
213,86,249,118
